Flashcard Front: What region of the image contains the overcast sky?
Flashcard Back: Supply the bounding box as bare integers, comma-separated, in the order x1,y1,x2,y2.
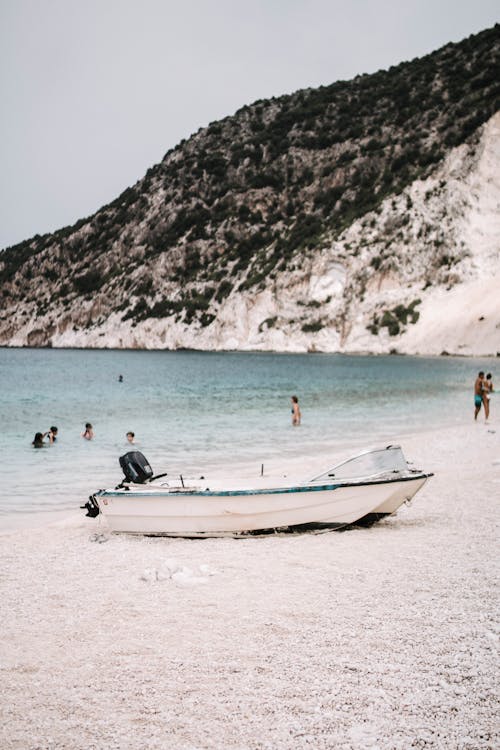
0,0,498,250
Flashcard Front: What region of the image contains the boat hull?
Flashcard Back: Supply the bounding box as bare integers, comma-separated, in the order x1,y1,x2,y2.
94,474,429,537
351,475,430,525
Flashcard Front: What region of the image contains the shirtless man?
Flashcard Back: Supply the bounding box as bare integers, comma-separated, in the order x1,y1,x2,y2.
474,372,485,421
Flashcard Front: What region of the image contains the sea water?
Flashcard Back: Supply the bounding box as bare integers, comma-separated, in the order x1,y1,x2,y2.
0,347,496,526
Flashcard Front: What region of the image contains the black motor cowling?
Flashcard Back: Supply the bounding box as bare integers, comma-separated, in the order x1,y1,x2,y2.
119,451,153,484
81,494,100,518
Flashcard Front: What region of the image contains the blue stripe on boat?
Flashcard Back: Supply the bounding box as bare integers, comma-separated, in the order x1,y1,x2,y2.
98,473,430,499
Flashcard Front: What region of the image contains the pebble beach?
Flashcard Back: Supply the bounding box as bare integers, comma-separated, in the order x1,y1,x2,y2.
1,420,498,750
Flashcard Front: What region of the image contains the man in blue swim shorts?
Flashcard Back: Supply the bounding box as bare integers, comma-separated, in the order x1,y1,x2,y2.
474,371,485,420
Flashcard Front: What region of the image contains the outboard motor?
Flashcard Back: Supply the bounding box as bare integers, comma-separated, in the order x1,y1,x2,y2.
81,494,100,518
119,451,153,484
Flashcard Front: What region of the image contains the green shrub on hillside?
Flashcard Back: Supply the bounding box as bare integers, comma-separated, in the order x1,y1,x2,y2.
301,320,323,332
367,299,421,336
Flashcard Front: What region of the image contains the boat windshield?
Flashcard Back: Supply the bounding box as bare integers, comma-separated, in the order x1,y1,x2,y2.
309,445,409,482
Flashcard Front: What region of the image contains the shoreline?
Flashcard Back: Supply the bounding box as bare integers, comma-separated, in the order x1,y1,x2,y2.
1,417,495,534
1,344,500,358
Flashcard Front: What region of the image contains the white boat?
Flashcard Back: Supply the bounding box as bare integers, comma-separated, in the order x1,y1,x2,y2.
84,445,432,537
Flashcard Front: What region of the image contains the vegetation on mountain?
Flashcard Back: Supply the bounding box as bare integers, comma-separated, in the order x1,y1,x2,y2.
367,300,421,336
0,24,499,339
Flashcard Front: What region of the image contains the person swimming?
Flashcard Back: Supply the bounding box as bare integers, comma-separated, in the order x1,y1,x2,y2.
126,431,135,444
32,432,45,448
82,423,94,440
48,426,58,443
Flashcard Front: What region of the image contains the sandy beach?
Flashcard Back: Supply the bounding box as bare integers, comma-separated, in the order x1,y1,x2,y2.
1,419,498,750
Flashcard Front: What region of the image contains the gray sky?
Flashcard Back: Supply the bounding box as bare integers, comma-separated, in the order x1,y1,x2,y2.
1,0,498,250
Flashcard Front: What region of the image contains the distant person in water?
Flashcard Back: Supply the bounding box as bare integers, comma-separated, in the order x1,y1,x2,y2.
291,395,301,426
118,374,123,382
32,432,45,448
47,426,58,443
483,372,494,422
82,423,94,440
126,431,135,444
474,372,485,421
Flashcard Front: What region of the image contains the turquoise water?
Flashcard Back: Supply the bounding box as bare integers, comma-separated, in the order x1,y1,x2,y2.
0,348,496,523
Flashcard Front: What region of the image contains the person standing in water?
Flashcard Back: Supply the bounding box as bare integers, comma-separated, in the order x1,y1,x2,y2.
126,431,135,444
291,395,301,426
483,372,494,422
32,432,45,448
82,423,94,440
47,426,58,443
474,372,485,421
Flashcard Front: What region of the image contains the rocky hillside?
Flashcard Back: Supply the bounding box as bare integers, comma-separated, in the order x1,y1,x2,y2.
1,25,499,354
